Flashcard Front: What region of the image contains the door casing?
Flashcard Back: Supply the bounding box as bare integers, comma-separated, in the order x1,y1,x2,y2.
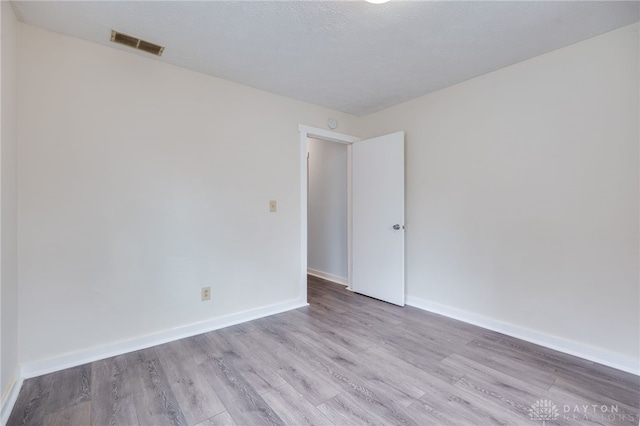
298,125,360,303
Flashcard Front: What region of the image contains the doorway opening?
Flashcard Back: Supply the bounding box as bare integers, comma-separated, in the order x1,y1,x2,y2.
307,137,349,287
298,125,406,306
297,125,360,303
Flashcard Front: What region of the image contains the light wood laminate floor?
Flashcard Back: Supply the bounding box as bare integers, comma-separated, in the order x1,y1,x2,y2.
8,276,640,425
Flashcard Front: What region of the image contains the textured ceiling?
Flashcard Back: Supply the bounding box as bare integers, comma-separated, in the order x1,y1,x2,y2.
11,1,640,116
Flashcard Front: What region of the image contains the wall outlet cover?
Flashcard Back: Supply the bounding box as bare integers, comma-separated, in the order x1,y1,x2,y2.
201,286,211,301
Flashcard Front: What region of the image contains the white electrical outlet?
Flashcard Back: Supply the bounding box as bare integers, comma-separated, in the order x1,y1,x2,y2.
269,200,277,212
201,286,211,301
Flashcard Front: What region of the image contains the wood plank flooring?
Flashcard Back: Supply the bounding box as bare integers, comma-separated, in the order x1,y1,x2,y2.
8,276,640,425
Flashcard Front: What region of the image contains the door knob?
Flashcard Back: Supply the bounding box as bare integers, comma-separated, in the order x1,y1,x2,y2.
393,224,401,230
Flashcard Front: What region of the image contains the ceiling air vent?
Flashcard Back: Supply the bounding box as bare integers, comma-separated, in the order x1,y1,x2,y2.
110,30,164,56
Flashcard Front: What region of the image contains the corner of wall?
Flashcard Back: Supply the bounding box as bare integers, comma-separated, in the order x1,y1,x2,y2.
1,0,20,404
0,367,23,426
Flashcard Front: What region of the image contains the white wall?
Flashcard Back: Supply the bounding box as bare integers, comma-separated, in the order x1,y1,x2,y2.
1,0,19,397
362,24,639,365
12,18,640,376
307,137,348,281
17,24,360,366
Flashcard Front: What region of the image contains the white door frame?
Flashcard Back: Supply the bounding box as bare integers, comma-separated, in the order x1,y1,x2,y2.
298,125,361,303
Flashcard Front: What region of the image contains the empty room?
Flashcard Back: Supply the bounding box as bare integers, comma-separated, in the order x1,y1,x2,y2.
1,1,639,425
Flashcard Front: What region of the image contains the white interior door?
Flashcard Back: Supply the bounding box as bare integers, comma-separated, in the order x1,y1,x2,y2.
351,131,405,306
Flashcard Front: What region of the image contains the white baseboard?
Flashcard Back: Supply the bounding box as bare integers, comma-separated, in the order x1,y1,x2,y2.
406,295,640,377
1,368,23,426
307,268,348,286
21,298,308,379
